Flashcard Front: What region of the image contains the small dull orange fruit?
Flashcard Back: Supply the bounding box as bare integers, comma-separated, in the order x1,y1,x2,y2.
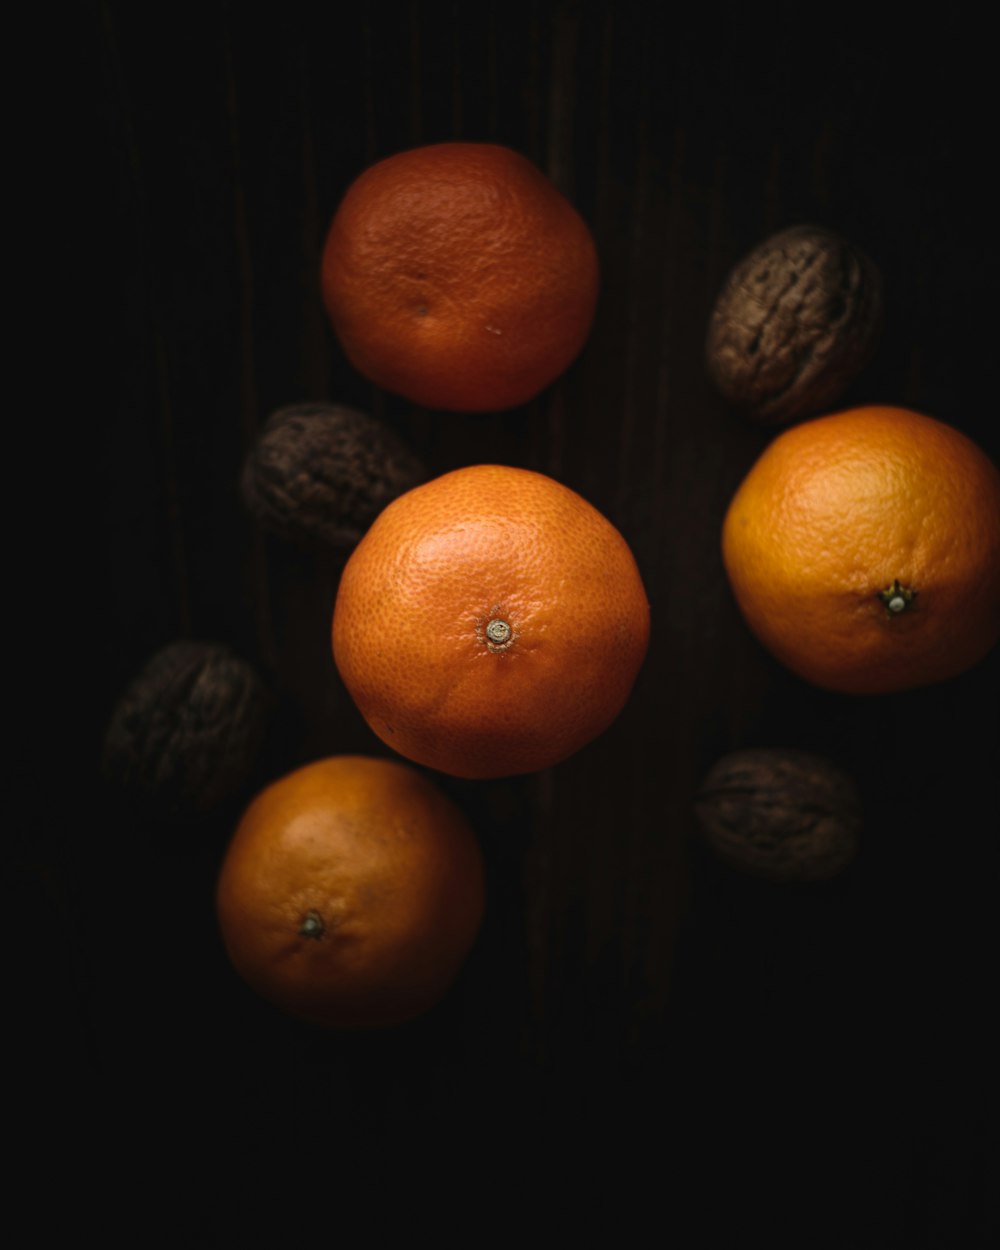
216,755,484,1029
332,464,650,778
722,405,1000,693
320,142,599,412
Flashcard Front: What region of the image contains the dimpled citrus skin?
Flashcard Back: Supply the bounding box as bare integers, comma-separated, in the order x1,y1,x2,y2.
320,142,599,412
332,465,651,779
722,405,1000,694
216,756,484,1030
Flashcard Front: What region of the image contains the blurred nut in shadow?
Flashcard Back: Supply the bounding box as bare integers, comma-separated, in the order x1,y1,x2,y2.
706,225,883,425
695,748,861,882
241,402,426,549
103,640,268,817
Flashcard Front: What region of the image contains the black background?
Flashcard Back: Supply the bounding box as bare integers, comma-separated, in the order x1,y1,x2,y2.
36,3,999,1240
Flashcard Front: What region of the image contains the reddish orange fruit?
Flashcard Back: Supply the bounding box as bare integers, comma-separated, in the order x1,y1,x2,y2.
216,755,484,1029
320,142,599,412
722,405,1000,693
331,464,650,778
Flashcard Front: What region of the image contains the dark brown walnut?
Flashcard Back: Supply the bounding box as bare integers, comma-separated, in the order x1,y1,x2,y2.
694,748,861,882
705,225,883,425
241,402,426,549
102,640,268,817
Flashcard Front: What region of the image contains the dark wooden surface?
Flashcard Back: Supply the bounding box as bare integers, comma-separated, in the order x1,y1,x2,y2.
39,3,999,1239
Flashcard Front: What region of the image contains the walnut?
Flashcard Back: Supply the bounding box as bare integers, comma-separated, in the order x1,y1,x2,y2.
102,640,268,816
241,402,426,548
705,225,883,425
694,748,861,882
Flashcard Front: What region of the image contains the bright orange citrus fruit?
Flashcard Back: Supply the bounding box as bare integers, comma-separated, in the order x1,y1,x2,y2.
722,405,1000,693
320,142,599,412
331,464,650,778
216,755,484,1029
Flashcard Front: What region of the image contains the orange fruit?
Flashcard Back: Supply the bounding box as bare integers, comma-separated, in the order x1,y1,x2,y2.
722,405,1000,693
216,755,484,1029
319,142,599,412
331,464,650,778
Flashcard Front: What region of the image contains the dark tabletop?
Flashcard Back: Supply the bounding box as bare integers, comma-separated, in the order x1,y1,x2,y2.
37,3,999,1241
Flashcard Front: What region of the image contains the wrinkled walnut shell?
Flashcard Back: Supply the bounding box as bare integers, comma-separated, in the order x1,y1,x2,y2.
102,640,268,816
695,748,861,882
241,402,426,548
706,225,883,425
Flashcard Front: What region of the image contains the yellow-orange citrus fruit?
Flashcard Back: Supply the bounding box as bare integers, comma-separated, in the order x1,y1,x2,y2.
722,405,1000,693
332,465,650,778
216,755,484,1029
320,142,599,412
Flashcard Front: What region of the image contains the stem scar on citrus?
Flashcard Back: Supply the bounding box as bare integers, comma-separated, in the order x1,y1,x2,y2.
331,464,651,779
215,755,485,1030
721,405,1000,693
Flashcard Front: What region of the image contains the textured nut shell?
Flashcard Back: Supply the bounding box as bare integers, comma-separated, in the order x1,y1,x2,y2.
102,640,268,815
706,225,883,425
695,748,861,882
241,403,426,548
